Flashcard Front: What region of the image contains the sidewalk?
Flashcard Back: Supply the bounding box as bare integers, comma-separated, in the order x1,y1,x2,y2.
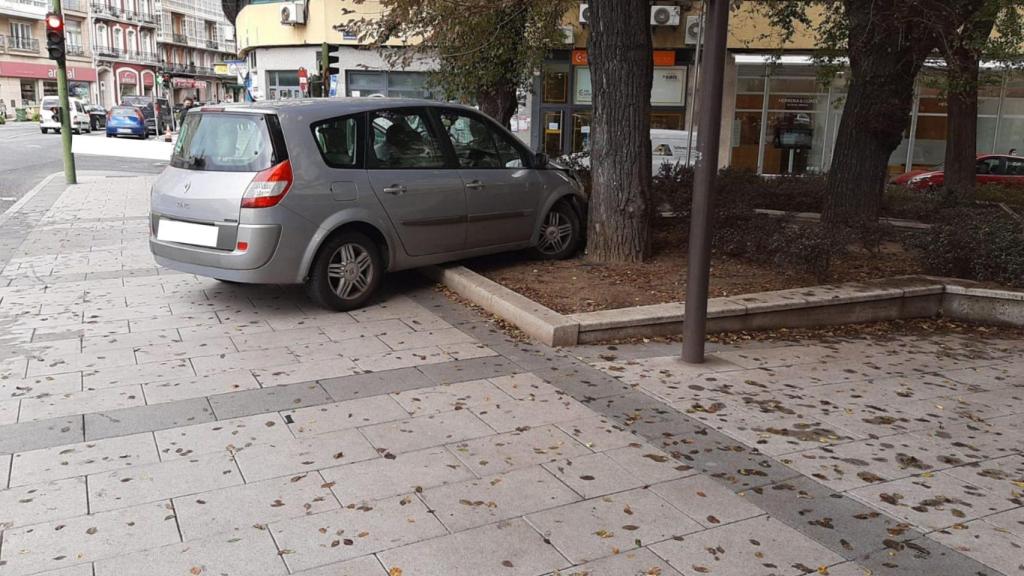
0,173,1020,575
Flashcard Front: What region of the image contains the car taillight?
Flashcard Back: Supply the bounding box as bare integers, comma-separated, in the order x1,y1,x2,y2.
241,160,292,208
136,110,145,122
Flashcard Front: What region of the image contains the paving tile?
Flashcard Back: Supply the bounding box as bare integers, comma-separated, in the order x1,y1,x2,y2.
174,470,339,541
377,327,474,351
253,357,359,387
209,381,332,420
288,337,391,362
603,443,698,484
545,547,682,576
142,369,261,405
154,413,293,460
283,394,409,437
191,347,298,376
83,358,194,390
421,465,580,532
27,565,95,576
555,416,641,451
291,555,388,576
527,487,704,564
849,473,1018,531
353,346,453,373
0,415,84,454
26,347,135,377
84,396,215,441
320,367,432,402
321,446,476,505
0,397,20,425
81,328,182,353
940,455,1024,499
488,372,560,399
471,393,596,434
379,518,570,576
439,342,498,361
94,526,287,576
269,493,447,573
650,474,765,528
134,336,237,364
177,320,274,341
231,326,329,352
128,312,221,332
715,412,864,457
927,519,1024,576
418,355,521,385
360,409,495,455
19,384,144,422
9,432,159,487
0,371,81,401
858,531,1003,575
88,450,241,513
320,319,411,342
651,515,844,576
0,477,88,531
985,506,1024,538
233,428,380,483
0,500,181,576
389,378,508,416
542,452,646,499
450,424,592,476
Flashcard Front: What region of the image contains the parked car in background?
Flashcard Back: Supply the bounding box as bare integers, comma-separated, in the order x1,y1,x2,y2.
120,95,174,135
105,106,149,139
39,96,91,134
150,99,586,311
652,129,701,172
87,105,107,130
891,154,1024,190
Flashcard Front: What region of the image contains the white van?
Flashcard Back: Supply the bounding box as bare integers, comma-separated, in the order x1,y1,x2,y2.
651,129,701,172
39,96,91,134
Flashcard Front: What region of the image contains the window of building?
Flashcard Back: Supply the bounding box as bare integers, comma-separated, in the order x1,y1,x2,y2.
9,21,34,51
20,79,37,105
127,29,137,53
43,81,58,97
267,69,300,100
543,66,569,104
345,71,436,99
113,27,123,50
95,23,107,47
65,19,83,50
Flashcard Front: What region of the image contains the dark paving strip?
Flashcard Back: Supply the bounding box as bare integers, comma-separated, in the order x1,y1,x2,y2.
401,279,1005,576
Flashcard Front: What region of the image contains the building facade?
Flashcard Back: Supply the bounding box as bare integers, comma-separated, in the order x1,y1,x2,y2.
91,0,161,107
1,0,98,114
157,0,238,103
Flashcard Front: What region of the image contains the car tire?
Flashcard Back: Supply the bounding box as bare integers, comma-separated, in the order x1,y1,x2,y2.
530,201,581,260
40,128,47,134
305,231,383,312
106,133,113,138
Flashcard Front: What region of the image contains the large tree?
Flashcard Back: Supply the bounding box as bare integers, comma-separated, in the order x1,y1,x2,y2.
585,0,654,263
349,0,572,127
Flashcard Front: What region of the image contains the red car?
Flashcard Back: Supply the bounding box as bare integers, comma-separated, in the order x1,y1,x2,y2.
890,154,1024,190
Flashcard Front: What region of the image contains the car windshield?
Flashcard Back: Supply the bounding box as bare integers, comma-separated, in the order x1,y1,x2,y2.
170,112,276,172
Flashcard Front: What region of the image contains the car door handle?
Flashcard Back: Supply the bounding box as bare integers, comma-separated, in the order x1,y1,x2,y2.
382,185,407,195
465,180,485,190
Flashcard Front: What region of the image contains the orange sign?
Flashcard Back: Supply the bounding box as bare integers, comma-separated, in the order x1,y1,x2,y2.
653,50,676,66
570,49,676,67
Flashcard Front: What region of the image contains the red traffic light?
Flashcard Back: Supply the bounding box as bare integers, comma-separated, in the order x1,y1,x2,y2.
45,13,63,31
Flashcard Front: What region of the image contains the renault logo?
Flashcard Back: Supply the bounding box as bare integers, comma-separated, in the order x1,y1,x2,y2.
183,181,192,194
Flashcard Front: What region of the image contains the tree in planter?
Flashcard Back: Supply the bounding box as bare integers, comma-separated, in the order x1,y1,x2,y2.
936,1,1024,199
347,0,572,128
585,0,654,263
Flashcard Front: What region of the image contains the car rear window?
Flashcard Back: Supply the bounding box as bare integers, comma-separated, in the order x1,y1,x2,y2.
112,107,138,118
170,112,280,172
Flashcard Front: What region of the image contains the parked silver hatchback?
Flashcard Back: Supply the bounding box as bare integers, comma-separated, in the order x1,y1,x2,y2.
150,98,586,310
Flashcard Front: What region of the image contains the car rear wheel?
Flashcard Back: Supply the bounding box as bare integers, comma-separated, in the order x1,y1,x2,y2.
40,128,47,134
531,201,581,260
305,231,383,311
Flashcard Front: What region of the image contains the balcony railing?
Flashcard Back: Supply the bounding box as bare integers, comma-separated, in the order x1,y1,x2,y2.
7,36,39,53
205,39,218,50
66,43,86,56
90,2,121,17
93,46,161,65
172,32,187,44
63,0,87,12
0,35,5,54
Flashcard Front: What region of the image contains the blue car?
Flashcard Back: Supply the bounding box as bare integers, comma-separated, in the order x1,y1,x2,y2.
105,106,149,139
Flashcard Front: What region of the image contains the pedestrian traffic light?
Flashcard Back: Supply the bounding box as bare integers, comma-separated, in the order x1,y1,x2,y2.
45,13,65,63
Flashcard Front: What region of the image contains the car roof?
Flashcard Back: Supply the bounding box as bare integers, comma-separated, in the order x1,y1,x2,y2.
207,97,477,118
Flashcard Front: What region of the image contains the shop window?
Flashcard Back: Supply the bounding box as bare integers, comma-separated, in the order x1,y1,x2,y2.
769,77,820,94
543,111,563,157
543,69,568,104
650,112,683,130
43,81,58,97
346,71,435,99
911,115,947,170
996,117,1024,154
977,117,997,154
572,111,591,153
730,110,761,171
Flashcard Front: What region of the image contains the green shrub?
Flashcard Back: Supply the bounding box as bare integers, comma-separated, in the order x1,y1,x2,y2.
914,208,1024,287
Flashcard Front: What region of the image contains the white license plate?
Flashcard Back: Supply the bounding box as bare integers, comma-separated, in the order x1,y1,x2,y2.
157,219,219,248
118,128,133,134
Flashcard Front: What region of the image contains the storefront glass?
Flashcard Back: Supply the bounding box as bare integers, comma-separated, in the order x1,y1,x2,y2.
543,110,563,158
543,65,569,104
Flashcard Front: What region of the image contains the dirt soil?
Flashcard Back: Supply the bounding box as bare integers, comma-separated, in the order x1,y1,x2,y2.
465,219,924,315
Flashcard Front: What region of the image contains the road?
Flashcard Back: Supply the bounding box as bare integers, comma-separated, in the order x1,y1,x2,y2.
0,121,166,213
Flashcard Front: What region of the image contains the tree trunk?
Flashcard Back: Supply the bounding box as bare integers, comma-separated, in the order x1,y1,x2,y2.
944,56,980,199
586,0,653,263
477,82,519,129
823,0,939,226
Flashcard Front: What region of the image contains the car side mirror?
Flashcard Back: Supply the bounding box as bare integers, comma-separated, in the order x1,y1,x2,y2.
534,152,549,168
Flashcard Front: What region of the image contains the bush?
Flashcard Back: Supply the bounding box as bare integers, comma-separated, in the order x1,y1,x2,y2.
914,208,1024,287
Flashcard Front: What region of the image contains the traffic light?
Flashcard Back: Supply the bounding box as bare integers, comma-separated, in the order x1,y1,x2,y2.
45,13,65,63
322,44,340,96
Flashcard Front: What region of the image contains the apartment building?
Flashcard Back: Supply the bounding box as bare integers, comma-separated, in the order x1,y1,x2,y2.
158,0,238,103
1,0,97,113
90,0,161,106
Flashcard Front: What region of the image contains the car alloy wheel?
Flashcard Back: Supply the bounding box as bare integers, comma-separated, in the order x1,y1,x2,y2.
532,201,580,260
305,231,383,311
327,243,374,301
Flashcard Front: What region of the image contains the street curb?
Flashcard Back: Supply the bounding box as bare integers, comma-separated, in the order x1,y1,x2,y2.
0,171,63,226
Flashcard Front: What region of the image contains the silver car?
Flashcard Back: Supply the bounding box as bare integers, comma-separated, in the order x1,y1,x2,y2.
150,98,586,310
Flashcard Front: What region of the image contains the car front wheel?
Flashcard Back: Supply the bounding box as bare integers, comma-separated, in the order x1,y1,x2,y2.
531,201,581,260
305,231,383,311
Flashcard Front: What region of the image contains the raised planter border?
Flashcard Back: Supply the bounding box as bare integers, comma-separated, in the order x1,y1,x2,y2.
425,265,1024,346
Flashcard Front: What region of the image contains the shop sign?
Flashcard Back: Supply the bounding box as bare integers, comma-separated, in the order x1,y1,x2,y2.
570,49,676,67
571,49,588,66
172,78,197,88
777,96,815,111
651,66,685,105
118,70,138,84
0,61,97,82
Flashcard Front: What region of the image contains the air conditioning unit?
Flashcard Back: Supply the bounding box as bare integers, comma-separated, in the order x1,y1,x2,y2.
651,5,681,26
684,15,701,44
280,1,306,25
578,3,590,24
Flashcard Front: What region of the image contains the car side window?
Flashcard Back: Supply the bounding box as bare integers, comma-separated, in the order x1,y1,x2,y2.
1005,158,1024,176
367,109,447,169
438,110,527,169
312,115,361,169
977,158,1003,175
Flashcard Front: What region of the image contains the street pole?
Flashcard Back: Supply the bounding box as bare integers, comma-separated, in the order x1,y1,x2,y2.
52,0,76,184
685,0,705,168
321,42,329,97
681,0,728,363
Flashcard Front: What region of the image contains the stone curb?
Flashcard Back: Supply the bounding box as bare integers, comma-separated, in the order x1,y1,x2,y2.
425,267,1024,346
753,208,933,230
